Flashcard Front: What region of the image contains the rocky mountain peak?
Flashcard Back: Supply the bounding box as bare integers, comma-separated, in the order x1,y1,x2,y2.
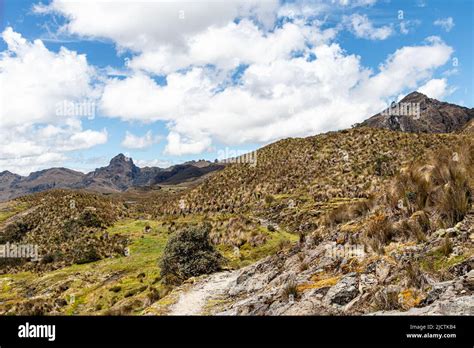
360,91,474,133
109,153,133,165
400,91,428,102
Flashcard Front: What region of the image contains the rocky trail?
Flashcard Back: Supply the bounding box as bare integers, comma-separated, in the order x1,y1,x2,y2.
163,205,474,316
168,270,239,315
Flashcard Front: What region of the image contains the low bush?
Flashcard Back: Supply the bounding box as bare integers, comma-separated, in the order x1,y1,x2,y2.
74,247,101,264
0,221,30,243
386,144,472,245
78,210,104,228
160,224,222,281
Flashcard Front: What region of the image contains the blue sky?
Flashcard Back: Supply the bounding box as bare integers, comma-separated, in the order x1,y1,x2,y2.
0,0,472,175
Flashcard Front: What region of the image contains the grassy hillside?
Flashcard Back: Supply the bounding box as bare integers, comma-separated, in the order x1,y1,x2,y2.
154,127,470,231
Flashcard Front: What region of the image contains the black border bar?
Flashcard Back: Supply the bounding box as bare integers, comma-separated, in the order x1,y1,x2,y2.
0,315,472,347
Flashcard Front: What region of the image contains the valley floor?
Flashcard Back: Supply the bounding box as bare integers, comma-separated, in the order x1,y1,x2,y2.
0,216,297,315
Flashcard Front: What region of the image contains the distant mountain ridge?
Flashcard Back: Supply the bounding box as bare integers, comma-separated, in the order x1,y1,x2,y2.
0,154,224,201
359,91,474,133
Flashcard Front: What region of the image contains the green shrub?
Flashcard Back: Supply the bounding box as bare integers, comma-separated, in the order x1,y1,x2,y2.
374,155,393,176
74,247,101,264
109,285,122,293
78,210,104,228
0,221,30,243
160,224,222,281
41,253,55,264
264,195,275,204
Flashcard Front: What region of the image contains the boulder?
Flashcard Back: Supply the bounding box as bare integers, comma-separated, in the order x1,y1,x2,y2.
464,270,474,290
446,227,459,237
324,273,359,306
372,295,474,315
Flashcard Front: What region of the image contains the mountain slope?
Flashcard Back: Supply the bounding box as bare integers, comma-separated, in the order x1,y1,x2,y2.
157,127,469,230
461,119,474,134
148,127,473,316
0,171,22,188
360,92,474,133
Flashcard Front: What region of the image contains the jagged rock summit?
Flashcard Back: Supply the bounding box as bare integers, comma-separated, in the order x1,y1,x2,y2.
360,91,474,133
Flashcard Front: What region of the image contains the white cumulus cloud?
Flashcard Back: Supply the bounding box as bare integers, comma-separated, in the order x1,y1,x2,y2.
100,36,452,155
418,78,455,99
34,0,280,52
434,17,455,32
344,14,393,40
121,130,160,149
0,27,97,127
0,28,107,174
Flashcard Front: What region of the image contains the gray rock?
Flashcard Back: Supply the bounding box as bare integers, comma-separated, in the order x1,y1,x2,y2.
448,257,473,276
465,270,474,290
421,281,453,306
446,227,459,237
324,274,359,306
375,262,391,283
372,295,474,315
454,280,464,291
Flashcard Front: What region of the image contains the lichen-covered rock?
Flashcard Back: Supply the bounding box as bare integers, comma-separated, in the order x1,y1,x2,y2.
323,273,359,306
421,281,454,306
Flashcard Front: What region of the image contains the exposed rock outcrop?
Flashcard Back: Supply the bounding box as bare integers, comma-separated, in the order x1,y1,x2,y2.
360,92,474,133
